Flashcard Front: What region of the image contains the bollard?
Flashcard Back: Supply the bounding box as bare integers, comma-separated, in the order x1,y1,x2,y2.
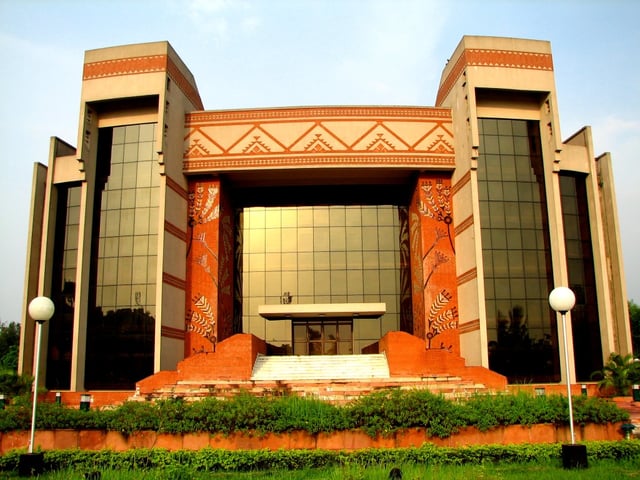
18,452,44,476
80,393,91,411
562,444,588,469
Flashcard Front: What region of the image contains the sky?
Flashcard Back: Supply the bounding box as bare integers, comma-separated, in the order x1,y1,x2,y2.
0,0,638,326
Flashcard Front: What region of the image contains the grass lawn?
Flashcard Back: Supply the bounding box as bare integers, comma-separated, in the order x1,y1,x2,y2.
8,459,640,479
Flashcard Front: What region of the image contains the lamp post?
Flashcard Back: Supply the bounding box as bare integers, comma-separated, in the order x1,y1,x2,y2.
19,296,54,476
549,287,576,444
549,287,587,468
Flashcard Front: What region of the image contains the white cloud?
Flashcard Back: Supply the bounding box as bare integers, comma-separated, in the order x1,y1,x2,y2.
241,15,262,33
591,115,640,180
182,0,260,42
594,115,640,141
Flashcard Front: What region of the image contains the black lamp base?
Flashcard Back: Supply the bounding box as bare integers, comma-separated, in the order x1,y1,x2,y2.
561,444,588,469
18,452,44,477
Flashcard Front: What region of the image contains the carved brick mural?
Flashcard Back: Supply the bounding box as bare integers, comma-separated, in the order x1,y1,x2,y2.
410,173,459,354
185,178,234,354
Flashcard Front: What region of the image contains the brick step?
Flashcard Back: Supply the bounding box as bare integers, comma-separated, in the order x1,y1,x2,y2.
137,375,489,404
250,353,391,381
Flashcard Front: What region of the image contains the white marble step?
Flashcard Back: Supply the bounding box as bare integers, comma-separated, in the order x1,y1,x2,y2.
251,353,390,381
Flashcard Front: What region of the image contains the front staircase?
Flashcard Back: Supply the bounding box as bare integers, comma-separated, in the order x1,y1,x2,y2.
251,353,390,381
133,332,507,404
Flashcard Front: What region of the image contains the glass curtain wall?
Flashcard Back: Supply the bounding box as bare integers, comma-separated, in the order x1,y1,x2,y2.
478,118,560,383
241,205,401,354
46,184,81,389
86,123,158,389
559,173,603,380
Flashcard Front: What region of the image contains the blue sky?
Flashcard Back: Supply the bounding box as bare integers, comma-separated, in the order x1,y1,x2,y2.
1,0,639,326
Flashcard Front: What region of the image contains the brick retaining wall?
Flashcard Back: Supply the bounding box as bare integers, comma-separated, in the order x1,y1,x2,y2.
0,423,623,454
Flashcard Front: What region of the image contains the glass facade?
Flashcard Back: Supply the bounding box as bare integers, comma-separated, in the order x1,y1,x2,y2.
46,184,81,389
478,118,560,383
293,319,353,355
86,123,158,389
559,173,603,380
241,205,401,354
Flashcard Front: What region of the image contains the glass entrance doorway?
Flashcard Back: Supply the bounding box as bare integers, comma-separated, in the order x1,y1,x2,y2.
292,319,353,355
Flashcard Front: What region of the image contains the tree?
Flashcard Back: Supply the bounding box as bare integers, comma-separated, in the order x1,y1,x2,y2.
630,300,640,355
0,321,31,397
0,321,20,371
591,352,640,396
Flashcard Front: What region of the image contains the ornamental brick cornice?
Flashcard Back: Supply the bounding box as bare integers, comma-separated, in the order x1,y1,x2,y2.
187,106,452,124
184,154,455,173
83,54,203,109
183,107,455,173
83,55,168,79
436,48,554,106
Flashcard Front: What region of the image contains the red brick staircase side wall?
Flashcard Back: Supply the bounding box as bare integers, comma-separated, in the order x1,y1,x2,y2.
176,333,266,381
136,370,180,396
380,331,507,390
136,334,266,395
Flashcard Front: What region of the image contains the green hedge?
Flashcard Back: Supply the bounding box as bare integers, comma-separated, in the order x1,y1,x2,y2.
0,441,638,473
0,390,629,438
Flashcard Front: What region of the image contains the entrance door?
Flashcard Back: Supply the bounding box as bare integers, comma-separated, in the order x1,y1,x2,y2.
292,319,353,355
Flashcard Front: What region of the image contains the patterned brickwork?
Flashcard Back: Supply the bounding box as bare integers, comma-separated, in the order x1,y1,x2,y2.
183,107,454,172
409,185,425,339
185,178,222,355
83,55,167,79
436,48,554,106
398,207,413,333
409,174,460,354
165,57,204,110
216,188,235,342
83,54,203,110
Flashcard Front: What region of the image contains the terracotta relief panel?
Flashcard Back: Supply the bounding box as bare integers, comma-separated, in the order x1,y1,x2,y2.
398,206,413,333
185,178,234,354
410,173,460,354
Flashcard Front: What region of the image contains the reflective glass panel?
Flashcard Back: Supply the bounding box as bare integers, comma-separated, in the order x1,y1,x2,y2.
241,205,402,353
478,119,559,383
86,123,158,390
559,174,603,380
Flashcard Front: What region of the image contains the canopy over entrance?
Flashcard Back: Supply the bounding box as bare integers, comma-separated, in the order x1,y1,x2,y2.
258,303,386,320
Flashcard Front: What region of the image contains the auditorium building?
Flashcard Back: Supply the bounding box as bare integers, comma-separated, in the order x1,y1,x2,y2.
19,36,632,398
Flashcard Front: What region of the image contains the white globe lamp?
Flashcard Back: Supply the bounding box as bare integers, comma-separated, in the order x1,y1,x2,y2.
549,287,576,314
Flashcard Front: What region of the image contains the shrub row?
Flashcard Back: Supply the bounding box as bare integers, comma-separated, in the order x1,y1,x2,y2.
0,441,638,473
0,390,629,438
